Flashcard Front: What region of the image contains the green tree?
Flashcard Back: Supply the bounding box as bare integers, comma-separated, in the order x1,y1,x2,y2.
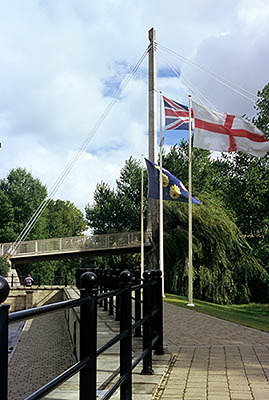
0,189,16,242
163,194,268,304
85,157,147,234
85,181,123,234
162,141,212,195
253,82,269,136
46,199,87,237
0,168,48,240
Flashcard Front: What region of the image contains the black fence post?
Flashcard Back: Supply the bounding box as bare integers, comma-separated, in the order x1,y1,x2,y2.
11,274,14,288
103,269,108,312
119,270,133,400
141,270,154,375
99,269,104,307
108,270,114,316
115,268,121,321
134,269,141,337
80,272,97,400
152,270,164,355
0,276,10,400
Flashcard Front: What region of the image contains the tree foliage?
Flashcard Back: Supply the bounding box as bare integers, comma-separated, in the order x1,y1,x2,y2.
0,168,88,285
163,194,268,304
0,168,48,241
85,157,147,234
253,82,269,136
46,200,87,238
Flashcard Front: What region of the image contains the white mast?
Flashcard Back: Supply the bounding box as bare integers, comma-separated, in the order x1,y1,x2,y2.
187,94,194,307
141,154,144,280
147,27,158,245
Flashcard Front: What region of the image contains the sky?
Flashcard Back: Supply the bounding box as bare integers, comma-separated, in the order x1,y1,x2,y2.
0,0,268,214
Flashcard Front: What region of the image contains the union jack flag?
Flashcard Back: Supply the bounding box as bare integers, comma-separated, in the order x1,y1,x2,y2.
163,96,193,131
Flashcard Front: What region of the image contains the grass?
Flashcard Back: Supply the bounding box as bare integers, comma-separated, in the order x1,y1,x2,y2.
164,294,269,333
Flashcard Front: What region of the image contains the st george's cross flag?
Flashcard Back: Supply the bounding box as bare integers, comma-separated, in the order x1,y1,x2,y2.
192,101,269,157
163,96,193,131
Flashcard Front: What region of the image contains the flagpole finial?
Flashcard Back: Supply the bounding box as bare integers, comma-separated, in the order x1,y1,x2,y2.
148,27,156,41
188,94,192,98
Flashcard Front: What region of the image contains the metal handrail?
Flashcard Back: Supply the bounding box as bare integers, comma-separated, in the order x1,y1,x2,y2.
0,269,163,400
1,231,153,258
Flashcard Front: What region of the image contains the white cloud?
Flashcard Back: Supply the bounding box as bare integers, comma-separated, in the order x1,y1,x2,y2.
0,0,268,230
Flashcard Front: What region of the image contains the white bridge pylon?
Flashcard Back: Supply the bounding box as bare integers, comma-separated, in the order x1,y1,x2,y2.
1,231,152,264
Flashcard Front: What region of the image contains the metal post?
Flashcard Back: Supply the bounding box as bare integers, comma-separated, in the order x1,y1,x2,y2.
80,272,97,400
148,27,157,164
152,270,164,355
115,268,121,321
119,270,132,400
134,269,141,337
141,270,154,375
147,27,158,266
103,270,108,312
187,94,195,307
0,276,10,400
99,269,104,308
109,270,114,316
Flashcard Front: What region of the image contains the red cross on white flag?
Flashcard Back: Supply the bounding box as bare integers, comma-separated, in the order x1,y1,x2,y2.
192,101,269,157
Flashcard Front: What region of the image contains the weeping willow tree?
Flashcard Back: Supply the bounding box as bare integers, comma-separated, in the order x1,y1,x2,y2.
162,192,268,305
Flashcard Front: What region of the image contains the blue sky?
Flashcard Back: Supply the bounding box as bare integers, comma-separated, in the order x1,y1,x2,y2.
0,0,268,211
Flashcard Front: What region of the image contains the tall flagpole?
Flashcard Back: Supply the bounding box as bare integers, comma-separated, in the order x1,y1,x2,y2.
141,154,145,280
187,94,195,307
159,91,164,297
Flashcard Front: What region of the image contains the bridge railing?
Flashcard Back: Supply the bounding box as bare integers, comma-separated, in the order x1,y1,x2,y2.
0,231,152,258
0,269,163,400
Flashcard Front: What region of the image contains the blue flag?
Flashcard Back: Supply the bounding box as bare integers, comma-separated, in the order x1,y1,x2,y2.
145,158,200,205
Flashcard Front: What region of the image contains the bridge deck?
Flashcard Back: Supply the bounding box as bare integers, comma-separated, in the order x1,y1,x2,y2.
1,231,152,264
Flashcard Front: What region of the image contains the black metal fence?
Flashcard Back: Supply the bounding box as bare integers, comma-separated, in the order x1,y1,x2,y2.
0,268,163,400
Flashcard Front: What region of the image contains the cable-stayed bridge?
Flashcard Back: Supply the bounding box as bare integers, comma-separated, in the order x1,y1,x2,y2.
0,231,152,265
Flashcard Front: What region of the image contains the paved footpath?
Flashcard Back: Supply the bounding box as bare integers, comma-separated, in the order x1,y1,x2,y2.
8,300,269,399
154,302,269,400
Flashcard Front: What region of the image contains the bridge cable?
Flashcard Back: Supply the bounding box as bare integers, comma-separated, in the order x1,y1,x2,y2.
157,42,258,103
156,45,217,111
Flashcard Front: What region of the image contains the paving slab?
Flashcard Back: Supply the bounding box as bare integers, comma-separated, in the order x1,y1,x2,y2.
153,302,269,400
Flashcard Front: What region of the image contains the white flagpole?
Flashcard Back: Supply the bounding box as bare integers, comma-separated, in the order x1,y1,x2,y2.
187,94,194,307
141,154,144,280
159,91,165,297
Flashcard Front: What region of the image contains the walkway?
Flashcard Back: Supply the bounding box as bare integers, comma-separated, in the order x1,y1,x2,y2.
8,306,169,400
8,301,269,399
2,231,152,264
155,302,269,400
